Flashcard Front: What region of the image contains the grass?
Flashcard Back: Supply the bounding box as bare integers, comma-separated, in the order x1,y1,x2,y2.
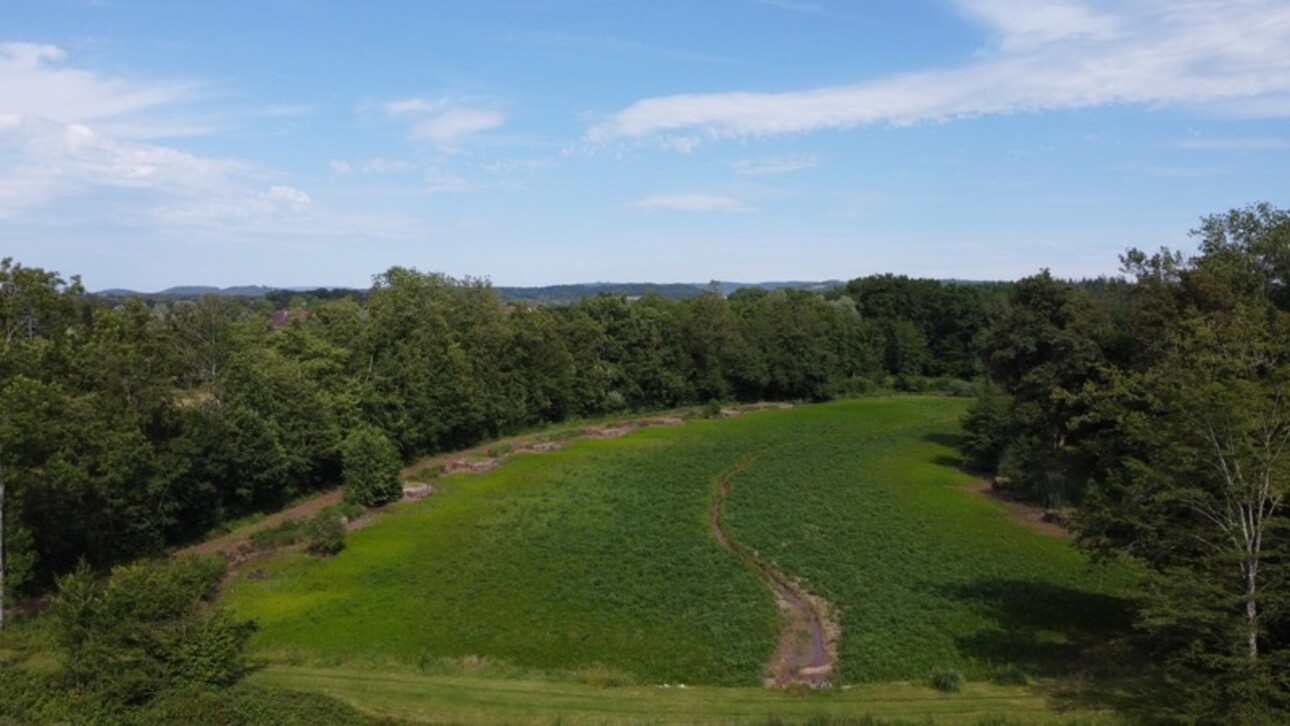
223,396,1136,720
226,417,777,685
717,399,1135,682
249,664,1121,725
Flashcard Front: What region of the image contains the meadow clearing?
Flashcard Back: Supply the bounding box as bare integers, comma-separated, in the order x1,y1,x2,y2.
223,397,1134,723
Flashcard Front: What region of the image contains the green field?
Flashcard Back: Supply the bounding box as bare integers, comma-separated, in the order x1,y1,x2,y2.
224,397,1133,721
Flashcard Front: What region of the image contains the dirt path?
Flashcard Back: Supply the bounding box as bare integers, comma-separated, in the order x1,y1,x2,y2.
181,488,346,558
708,457,838,688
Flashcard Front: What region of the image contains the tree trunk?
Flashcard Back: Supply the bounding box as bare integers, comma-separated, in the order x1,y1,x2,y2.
1246,560,1259,659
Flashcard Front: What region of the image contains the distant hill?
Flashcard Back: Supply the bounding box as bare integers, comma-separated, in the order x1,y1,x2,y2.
94,285,287,299
92,280,849,304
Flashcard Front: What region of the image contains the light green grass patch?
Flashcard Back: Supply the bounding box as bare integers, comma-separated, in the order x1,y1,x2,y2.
252,664,1121,725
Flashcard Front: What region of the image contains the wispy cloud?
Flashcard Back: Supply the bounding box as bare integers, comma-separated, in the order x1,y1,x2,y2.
1178,136,1290,151
383,96,505,150
633,193,753,213
520,30,731,65
732,155,818,176
411,108,504,147
0,44,313,228
0,42,195,125
330,157,417,174
590,1,1290,144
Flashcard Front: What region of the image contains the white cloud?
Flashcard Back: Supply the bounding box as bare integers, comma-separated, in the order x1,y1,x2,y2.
0,115,251,218
0,41,194,126
660,134,701,153
383,96,506,150
732,155,818,175
633,193,753,213
958,0,1121,51
1178,136,1290,150
591,1,1290,142
330,157,416,174
410,108,505,148
266,185,311,207
385,97,445,116
426,170,473,194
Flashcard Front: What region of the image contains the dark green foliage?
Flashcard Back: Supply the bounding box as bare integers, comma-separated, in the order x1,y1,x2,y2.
962,202,1290,721
960,389,1013,471
0,670,383,726
341,426,402,507
49,555,254,707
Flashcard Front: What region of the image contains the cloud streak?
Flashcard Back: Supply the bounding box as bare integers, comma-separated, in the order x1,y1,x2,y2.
591,1,1290,143
384,96,505,150
0,42,194,127
634,193,752,213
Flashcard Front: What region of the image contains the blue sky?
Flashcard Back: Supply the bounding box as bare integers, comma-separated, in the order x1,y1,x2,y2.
3,0,1288,290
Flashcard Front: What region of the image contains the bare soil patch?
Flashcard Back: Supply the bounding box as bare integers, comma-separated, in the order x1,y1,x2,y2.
442,458,500,475
585,424,639,439
515,441,564,454
401,483,435,502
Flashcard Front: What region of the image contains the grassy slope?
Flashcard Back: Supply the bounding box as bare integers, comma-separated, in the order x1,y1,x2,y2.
226,421,778,685
721,399,1133,681
225,396,1133,721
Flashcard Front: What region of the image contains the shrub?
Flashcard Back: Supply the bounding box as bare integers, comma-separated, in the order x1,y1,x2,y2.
929,668,964,692
50,555,254,707
990,664,1031,686
305,510,346,556
341,425,403,507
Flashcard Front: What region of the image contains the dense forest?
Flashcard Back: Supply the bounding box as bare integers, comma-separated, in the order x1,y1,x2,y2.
3,202,1289,722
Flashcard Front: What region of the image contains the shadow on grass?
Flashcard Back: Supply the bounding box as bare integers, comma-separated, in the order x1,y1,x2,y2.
939,577,1185,722
922,432,963,450
921,432,970,471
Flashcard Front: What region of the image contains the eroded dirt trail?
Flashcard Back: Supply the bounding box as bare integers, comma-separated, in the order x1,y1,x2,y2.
709,456,838,688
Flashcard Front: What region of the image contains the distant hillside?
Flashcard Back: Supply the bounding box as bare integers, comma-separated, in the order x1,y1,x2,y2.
94,285,287,299
92,280,848,304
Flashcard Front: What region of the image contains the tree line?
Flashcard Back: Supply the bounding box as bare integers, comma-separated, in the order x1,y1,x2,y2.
964,203,1290,721
0,261,999,612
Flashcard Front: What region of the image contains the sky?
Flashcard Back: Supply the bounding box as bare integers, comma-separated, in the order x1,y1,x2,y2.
2,0,1289,291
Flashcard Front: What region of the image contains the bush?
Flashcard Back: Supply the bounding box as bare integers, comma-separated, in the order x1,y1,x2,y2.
341,425,403,507
929,668,964,692
990,664,1031,686
49,555,254,707
305,510,346,556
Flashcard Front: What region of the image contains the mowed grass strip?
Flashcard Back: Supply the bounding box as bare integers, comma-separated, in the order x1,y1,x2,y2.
719,398,1134,682
226,397,1132,689
251,665,1120,725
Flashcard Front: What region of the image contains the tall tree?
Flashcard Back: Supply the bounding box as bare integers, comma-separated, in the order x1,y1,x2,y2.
0,260,82,630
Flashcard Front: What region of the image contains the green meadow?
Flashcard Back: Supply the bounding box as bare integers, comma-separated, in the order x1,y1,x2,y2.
223,396,1134,721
